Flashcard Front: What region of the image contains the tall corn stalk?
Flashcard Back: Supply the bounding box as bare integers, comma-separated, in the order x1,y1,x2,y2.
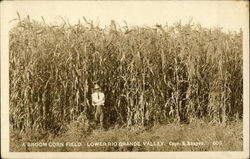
9,16,243,134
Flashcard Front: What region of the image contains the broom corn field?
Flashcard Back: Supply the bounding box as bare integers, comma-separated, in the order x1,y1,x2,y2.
9,15,243,151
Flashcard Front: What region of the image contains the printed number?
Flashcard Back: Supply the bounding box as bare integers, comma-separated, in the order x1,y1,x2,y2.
212,141,222,146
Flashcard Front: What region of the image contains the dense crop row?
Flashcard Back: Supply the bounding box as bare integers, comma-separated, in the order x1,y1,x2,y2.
9,16,243,134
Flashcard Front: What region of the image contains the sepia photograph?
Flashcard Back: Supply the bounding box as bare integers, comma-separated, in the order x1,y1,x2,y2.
1,1,249,159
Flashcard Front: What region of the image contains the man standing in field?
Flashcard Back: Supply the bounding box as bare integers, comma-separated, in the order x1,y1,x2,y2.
91,84,105,129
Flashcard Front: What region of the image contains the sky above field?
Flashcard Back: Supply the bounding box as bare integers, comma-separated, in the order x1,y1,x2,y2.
1,1,249,31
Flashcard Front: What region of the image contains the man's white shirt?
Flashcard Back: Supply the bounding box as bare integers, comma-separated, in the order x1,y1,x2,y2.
91,92,105,106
